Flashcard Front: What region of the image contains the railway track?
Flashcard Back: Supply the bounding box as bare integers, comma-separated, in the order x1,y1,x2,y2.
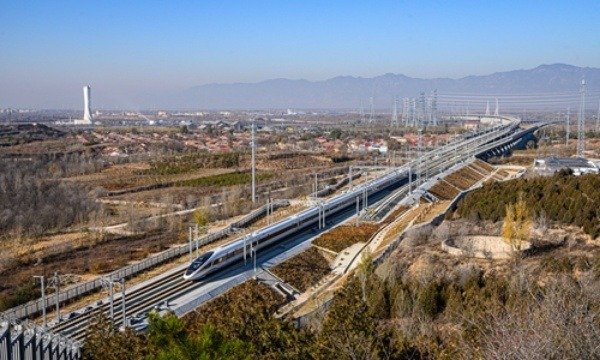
51,270,187,339
45,120,523,344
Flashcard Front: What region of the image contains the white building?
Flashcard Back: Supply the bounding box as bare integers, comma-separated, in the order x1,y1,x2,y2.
74,85,93,125
533,156,599,176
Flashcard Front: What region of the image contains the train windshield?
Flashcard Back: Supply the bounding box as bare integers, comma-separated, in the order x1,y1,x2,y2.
185,252,213,276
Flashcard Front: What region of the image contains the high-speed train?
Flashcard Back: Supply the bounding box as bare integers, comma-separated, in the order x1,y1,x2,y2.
183,166,409,280
183,120,520,281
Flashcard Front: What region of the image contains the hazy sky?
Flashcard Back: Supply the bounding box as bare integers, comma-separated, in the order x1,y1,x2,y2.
1,0,599,109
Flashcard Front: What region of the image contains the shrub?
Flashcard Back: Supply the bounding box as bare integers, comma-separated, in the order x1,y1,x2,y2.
455,173,600,239
177,171,274,187
143,152,241,175
415,280,445,318
0,282,39,311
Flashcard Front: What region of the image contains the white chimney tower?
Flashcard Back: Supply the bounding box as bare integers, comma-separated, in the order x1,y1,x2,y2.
83,85,92,124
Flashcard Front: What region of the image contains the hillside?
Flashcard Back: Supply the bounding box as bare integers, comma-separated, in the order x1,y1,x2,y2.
181,64,600,109
454,171,600,239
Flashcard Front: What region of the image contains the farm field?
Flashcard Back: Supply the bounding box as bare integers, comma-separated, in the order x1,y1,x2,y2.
66,164,239,192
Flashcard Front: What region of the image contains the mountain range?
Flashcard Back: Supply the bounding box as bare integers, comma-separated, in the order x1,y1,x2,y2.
178,64,599,110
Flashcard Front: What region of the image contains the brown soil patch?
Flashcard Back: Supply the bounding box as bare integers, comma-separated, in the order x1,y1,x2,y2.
313,223,380,253
270,247,331,292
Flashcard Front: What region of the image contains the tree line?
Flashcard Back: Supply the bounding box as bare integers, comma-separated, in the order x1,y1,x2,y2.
455,170,600,239
83,253,600,359
143,152,241,175
0,159,98,237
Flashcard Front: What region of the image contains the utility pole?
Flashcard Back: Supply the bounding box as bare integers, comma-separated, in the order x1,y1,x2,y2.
411,99,417,127
33,276,46,328
313,172,318,194
108,278,114,326
194,224,199,255
417,128,423,186
369,97,374,123
577,79,587,157
266,187,272,225
408,166,412,195
53,272,60,323
348,166,353,189
355,196,359,226
596,98,600,133
419,92,426,125
252,246,257,279
251,119,256,203
391,97,398,127
359,99,364,122
188,227,193,261
243,236,247,263
402,98,409,127
494,98,499,116
120,278,126,328
431,89,438,126
566,107,571,146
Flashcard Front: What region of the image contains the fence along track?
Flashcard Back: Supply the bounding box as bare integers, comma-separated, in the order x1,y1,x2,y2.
0,321,80,360
0,200,290,360
1,200,289,322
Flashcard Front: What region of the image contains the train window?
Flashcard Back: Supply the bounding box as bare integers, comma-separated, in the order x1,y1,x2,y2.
185,252,213,275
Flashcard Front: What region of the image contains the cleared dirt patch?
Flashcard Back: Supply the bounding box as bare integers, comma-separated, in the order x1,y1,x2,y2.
270,247,331,292
414,201,451,224
473,159,495,172
313,223,380,253
429,180,461,200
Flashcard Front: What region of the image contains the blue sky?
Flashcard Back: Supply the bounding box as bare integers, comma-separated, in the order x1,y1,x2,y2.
1,0,598,108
